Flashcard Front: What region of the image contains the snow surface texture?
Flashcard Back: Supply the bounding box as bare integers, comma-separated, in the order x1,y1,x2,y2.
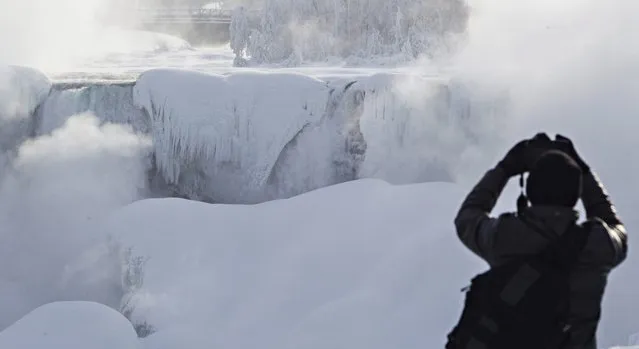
229,0,469,65
0,301,139,349
0,178,634,349
103,180,480,349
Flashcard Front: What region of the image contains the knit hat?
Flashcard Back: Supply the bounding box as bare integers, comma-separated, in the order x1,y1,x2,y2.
526,150,583,207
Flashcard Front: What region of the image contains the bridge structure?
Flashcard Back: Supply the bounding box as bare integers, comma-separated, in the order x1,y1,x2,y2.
131,6,236,45
135,7,232,25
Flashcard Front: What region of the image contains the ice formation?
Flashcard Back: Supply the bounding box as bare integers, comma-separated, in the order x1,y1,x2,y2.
133,68,333,203
128,68,507,202
5,66,507,204
36,83,148,136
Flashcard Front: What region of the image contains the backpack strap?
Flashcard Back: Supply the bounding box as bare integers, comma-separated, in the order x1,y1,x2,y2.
519,212,590,267
552,223,591,267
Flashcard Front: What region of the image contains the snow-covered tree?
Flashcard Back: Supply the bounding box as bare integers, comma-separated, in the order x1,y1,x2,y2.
233,0,469,65
230,6,250,65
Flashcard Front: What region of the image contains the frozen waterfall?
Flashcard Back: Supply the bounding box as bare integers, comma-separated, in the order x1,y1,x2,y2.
36,83,148,136
7,67,507,204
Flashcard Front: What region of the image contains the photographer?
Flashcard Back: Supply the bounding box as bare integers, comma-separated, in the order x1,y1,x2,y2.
451,133,627,349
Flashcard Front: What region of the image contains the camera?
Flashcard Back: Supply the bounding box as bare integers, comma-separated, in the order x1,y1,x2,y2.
524,133,574,165
526,132,564,151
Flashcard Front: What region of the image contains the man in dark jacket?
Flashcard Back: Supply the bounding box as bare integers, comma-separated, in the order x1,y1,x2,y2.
454,134,627,349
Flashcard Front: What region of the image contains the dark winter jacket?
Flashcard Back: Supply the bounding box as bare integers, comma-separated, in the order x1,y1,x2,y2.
454,166,627,349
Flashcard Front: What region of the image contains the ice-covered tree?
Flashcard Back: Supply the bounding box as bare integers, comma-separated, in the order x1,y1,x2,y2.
230,6,250,66
233,0,469,65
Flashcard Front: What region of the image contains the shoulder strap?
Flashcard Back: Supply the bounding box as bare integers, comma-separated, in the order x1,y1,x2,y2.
553,223,590,267
519,212,590,266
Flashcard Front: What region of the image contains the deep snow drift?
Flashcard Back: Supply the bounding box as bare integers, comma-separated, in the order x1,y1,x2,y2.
0,301,139,349
0,178,636,349
104,179,479,349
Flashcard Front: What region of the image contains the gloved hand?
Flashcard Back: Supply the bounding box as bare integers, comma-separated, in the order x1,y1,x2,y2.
497,133,555,177
554,134,590,172
497,139,529,177
525,132,555,170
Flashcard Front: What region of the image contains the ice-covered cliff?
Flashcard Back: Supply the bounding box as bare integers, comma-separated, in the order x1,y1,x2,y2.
7,66,506,204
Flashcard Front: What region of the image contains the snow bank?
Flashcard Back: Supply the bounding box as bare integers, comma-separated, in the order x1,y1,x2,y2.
0,301,139,349
97,175,633,349
134,68,334,203
103,179,481,349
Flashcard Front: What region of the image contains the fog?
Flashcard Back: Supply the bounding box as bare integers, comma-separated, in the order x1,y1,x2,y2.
0,0,110,70
0,112,152,330
0,0,201,72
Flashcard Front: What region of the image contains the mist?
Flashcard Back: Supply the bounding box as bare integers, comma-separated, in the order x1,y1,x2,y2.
0,0,109,70
0,112,152,330
0,0,195,72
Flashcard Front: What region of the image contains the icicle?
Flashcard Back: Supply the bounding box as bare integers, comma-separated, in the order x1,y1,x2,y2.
133,69,331,203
